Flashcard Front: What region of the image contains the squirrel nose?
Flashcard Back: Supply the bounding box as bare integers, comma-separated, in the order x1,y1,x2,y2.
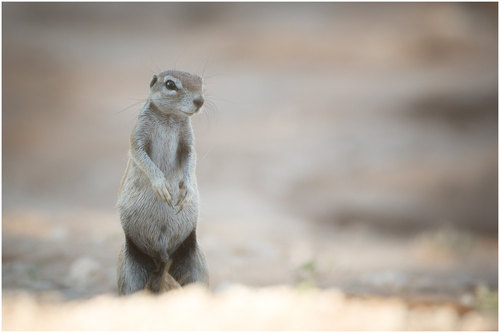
193,95,204,108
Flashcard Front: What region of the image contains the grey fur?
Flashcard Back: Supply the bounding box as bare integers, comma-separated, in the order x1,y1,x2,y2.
117,70,209,295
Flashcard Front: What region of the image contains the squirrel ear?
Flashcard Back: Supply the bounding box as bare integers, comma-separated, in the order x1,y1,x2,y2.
149,74,158,88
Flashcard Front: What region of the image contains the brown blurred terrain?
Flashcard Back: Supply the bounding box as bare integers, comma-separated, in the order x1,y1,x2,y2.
2,3,498,330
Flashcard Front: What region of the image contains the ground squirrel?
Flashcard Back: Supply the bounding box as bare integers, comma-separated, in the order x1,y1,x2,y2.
117,70,209,295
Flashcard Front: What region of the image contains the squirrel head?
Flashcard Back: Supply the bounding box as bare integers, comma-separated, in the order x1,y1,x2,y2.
148,70,204,117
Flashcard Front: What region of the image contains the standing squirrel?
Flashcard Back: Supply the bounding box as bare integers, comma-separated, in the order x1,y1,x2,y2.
117,70,208,295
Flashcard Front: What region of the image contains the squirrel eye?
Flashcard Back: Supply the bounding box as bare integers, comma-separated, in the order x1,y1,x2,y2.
165,80,177,91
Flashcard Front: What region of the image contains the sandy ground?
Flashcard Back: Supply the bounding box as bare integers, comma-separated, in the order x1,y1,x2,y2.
2,3,498,330
3,284,497,331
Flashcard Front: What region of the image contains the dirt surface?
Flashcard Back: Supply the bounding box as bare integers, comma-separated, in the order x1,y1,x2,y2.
2,3,498,330
3,284,497,331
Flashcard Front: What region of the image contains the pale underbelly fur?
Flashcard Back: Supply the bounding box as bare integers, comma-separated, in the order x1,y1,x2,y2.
117,156,199,261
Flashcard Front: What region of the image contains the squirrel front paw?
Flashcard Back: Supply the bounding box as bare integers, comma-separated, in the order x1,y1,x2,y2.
175,180,194,214
151,174,174,207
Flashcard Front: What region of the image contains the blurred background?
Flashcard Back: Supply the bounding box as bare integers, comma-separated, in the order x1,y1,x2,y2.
2,1,498,313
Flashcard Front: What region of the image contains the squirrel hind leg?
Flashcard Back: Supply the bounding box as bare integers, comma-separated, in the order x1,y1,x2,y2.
169,231,209,287
117,240,156,295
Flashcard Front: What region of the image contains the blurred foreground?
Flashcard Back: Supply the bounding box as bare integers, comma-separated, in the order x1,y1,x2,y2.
2,3,498,330
3,285,497,330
